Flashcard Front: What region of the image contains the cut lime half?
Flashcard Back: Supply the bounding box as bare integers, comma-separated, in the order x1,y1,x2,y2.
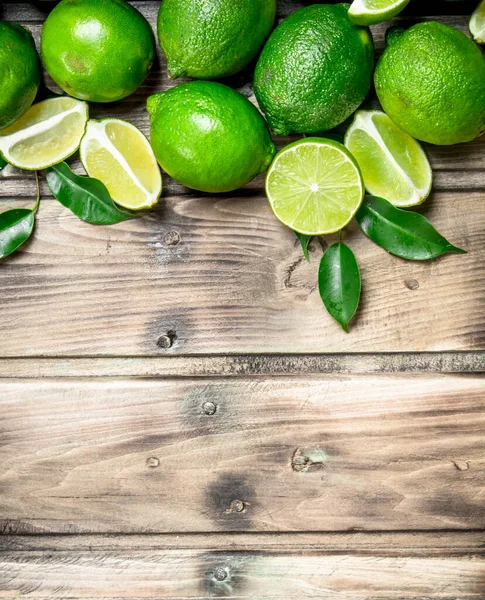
348,0,410,25
345,110,432,208
0,97,88,170
470,0,485,44
80,118,162,211
265,138,364,235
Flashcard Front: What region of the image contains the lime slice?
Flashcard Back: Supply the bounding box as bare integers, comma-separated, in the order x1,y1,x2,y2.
0,97,88,170
265,138,364,235
345,110,432,208
470,0,485,44
348,0,410,25
80,118,162,211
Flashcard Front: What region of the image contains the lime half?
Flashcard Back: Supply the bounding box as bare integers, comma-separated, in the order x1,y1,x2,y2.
470,0,485,44
265,138,364,235
345,110,432,207
0,97,88,170
80,118,162,210
349,0,410,25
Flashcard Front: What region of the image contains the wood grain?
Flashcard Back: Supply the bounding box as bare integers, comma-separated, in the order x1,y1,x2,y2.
0,374,483,533
1,532,484,599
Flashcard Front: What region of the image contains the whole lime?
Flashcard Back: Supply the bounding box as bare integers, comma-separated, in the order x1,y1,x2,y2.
157,0,276,79
40,0,155,103
375,22,485,145
254,4,374,135
0,23,40,131
147,81,276,193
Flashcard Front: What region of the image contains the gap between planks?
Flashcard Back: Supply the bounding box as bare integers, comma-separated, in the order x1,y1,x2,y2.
0,352,484,377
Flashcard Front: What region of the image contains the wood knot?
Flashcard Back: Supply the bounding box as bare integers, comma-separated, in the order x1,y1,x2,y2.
292,447,327,472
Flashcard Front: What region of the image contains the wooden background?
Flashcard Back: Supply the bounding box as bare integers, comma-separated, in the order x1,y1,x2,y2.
0,1,484,598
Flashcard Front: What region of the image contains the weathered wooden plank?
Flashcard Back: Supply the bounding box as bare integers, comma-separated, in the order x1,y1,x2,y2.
0,190,483,355
1,532,484,599
0,374,483,533
0,352,484,378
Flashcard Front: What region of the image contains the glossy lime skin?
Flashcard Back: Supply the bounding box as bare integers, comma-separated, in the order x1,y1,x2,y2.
41,0,155,103
375,22,485,145
0,23,40,131
157,0,276,79
254,4,374,135
147,81,276,193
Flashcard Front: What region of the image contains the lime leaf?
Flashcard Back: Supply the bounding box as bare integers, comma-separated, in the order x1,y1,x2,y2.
0,156,6,170
356,196,466,260
0,208,35,259
295,231,312,262
318,242,361,332
46,162,135,225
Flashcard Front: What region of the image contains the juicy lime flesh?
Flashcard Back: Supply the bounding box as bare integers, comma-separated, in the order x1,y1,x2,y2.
266,142,363,235
104,121,160,194
372,113,429,190
470,0,485,43
9,112,84,168
1,97,78,136
83,141,148,208
346,128,416,203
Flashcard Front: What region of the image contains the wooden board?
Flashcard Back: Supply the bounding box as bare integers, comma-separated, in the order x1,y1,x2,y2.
2,532,485,599
0,8,484,356
1,374,483,533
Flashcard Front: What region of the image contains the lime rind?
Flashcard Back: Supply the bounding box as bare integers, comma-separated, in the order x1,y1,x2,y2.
265,138,364,236
348,0,411,26
80,118,162,211
470,0,485,44
0,97,88,170
344,110,432,208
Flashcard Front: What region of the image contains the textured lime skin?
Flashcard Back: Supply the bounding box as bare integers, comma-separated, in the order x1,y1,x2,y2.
147,81,276,193
0,23,40,131
254,4,374,135
157,0,276,79
41,0,155,103
375,22,485,145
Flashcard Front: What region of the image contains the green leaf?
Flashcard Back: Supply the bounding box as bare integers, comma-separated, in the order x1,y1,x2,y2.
356,195,466,260
318,242,361,332
0,208,35,259
0,156,7,171
294,231,312,262
46,162,134,225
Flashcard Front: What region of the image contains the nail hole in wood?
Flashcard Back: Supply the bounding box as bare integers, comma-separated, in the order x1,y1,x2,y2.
203,401,217,415
405,279,420,290
213,567,229,582
146,457,160,468
157,330,177,349
164,231,180,246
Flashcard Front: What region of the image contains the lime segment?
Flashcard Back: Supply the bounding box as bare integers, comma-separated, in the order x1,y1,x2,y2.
80,118,162,210
470,0,485,44
265,138,364,235
349,0,410,25
345,110,432,207
0,97,88,170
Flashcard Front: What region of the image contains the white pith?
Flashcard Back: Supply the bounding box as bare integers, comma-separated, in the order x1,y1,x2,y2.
345,110,432,206
80,119,162,208
0,98,88,169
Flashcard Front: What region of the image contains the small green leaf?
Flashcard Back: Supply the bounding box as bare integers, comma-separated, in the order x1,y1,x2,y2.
356,195,466,260
0,156,7,170
318,242,361,332
0,209,35,259
294,231,312,262
46,162,134,225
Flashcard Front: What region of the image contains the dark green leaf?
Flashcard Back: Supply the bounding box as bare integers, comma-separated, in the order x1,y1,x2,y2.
318,242,361,332
294,231,312,262
0,209,35,259
0,156,7,170
356,195,466,260
46,162,134,225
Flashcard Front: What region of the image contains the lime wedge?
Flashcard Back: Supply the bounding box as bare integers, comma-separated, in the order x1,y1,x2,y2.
470,0,485,44
348,0,410,25
265,138,364,235
345,110,432,208
80,118,162,211
0,97,88,170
